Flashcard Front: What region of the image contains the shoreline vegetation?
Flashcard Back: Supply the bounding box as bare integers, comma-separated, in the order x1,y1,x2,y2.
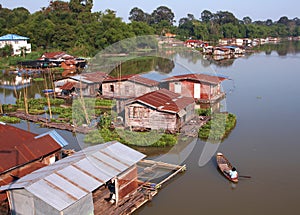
1,2,300,60
0,96,237,146
198,112,236,141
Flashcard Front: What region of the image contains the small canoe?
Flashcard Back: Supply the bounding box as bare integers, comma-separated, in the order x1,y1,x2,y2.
42,89,54,93
216,152,238,183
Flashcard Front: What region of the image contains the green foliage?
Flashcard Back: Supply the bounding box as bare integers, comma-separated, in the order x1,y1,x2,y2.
0,116,21,123
196,108,211,116
0,3,299,58
0,44,13,57
198,112,236,141
2,104,18,112
84,128,178,147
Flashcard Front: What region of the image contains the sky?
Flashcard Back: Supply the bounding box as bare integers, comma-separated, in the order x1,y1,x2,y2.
0,0,299,23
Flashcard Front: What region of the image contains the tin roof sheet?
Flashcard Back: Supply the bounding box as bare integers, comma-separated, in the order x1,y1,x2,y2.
35,130,69,147
70,71,110,84
104,74,159,87
0,34,29,41
130,89,194,114
1,141,145,211
0,124,65,173
162,73,227,85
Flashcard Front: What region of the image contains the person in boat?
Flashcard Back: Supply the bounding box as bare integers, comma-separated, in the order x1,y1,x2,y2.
228,167,238,179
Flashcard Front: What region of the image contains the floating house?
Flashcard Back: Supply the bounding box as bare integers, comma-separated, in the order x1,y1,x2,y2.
184,39,208,48
125,89,195,132
0,123,68,203
101,74,159,99
55,71,110,96
162,73,227,103
0,141,186,215
0,76,31,90
0,34,31,56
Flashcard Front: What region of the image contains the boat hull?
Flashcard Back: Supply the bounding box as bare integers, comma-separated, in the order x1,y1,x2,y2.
216,152,238,183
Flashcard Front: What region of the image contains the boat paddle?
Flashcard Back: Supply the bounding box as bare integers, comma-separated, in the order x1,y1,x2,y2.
239,175,251,178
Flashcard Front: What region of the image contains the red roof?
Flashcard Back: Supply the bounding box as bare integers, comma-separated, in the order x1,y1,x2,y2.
185,39,202,44
104,74,159,87
132,89,194,113
41,51,66,59
61,82,76,90
0,124,62,173
81,71,111,83
163,73,227,85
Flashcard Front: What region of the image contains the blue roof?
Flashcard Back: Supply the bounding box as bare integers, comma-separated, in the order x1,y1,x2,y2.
0,34,29,41
35,130,69,147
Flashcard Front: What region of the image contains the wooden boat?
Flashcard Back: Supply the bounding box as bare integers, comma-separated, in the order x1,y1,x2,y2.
42,89,54,94
216,152,238,183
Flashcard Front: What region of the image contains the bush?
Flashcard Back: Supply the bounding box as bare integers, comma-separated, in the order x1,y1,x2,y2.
198,112,236,141
0,116,21,123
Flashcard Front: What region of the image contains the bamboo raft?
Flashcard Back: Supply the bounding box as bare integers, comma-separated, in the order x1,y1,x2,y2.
6,111,94,134
93,160,186,215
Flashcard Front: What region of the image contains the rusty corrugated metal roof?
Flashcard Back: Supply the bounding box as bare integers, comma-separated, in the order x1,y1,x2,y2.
60,82,76,90
0,141,146,211
70,71,110,84
162,73,227,85
104,74,159,87
0,124,65,173
131,88,194,113
41,52,67,59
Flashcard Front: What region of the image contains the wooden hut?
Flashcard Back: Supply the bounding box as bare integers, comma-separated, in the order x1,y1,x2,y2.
101,74,159,99
162,73,227,103
125,89,195,132
0,141,146,215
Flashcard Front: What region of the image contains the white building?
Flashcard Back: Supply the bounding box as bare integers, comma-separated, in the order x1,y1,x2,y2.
0,34,31,56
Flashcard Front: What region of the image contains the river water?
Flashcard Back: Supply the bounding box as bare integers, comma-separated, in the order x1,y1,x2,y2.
135,43,300,215
1,42,300,215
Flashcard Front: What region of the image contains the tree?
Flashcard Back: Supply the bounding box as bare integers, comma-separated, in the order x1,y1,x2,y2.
129,21,155,35
69,0,93,13
129,7,150,23
0,44,13,57
277,16,289,25
213,11,239,25
150,6,175,26
243,16,252,25
200,10,213,23
266,19,273,26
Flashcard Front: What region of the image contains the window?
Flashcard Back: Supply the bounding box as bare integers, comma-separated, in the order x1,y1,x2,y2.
110,84,114,92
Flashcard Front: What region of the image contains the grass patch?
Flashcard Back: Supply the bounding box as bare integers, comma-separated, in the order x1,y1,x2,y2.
84,128,178,147
0,116,21,123
198,112,236,141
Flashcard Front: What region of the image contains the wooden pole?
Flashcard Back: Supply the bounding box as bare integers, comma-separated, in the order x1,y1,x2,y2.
0,99,3,114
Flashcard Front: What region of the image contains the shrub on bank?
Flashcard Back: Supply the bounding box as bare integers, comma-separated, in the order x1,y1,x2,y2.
198,112,236,141
0,116,21,123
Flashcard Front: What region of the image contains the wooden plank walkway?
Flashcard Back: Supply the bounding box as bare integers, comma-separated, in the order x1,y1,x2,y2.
93,159,186,215
180,116,210,137
7,111,94,134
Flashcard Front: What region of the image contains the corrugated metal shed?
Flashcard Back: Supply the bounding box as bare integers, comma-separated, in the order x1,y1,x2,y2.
162,73,227,85
130,88,194,114
1,141,146,211
0,34,29,41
